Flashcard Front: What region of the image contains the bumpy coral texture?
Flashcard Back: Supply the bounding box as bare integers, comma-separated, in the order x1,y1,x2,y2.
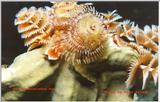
14,1,159,90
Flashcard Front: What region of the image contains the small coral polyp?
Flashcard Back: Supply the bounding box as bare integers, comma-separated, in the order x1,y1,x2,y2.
14,1,159,90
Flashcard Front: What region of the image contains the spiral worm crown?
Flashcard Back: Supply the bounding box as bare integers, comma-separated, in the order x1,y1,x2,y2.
46,13,107,64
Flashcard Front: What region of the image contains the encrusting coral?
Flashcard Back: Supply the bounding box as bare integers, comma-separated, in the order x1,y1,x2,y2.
3,1,159,101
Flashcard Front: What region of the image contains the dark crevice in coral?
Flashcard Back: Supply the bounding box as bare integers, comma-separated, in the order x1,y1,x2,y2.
70,65,95,87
